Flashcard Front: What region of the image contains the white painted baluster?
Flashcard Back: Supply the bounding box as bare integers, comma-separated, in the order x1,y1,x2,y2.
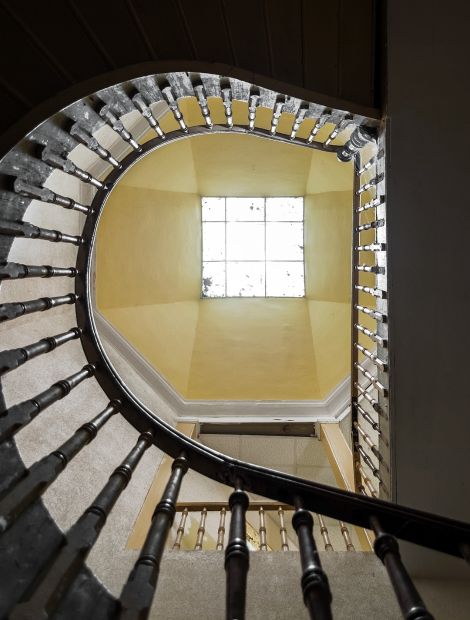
278,506,289,551
172,507,188,550
194,507,207,550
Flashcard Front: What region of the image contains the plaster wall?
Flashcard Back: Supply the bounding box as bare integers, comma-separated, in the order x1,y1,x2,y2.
304,192,351,302
307,300,351,397
191,132,312,196
96,185,201,309
384,1,470,582
187,298,317,400
387,1,470,524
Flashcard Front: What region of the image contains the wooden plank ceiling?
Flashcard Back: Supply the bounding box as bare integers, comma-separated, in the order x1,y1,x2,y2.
0,0,382,142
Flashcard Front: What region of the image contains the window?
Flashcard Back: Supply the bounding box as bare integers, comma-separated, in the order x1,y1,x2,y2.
201,197,305,298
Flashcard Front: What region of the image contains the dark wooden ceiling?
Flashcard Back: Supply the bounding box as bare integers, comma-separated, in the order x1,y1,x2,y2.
0,0,382,149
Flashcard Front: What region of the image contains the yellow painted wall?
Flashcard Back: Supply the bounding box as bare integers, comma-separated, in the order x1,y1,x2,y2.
96,132,354,400
118,137,198,193
96,185,201,309
103,302,199,395
305,191,352,303
308,300,351,396
187,298,318,400
191,133,311,196
306,146,353,194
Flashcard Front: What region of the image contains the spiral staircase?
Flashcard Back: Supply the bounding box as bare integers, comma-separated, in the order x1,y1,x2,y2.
0,64,468,620
1,1,470,618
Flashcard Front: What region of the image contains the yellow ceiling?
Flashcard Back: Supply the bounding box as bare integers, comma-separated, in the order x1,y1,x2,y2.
114,131,352,196
96,128,353,401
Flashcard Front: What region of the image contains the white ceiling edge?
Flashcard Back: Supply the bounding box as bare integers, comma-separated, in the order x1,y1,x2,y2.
94,308,353,424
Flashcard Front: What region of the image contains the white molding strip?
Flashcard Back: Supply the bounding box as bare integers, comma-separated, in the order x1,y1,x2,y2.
94,309,352,424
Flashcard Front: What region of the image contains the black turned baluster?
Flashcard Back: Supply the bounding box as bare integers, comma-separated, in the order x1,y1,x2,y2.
356,402,381,432
194,85,213,129
307,113,330,142
355,219,385,233
290,104,308,139
356,263,386,275
0,364,94,442
118,454,189,620
42,148,105,189
370,516,434,620
248,93,259,131
337,125,376,162
0,262,77,281
222,87,233,128
356,443,381,480
0,401,120,533
99,106,141,150
323,117,353,147
356,173,385,195
225,482,250,620
0,293,78,322
0,328,81,376
10,432,153,620
14,179,91,214
132,94,166,139
292,505,333,620
70,123,121,167
161,88,188,133
0,218,82,245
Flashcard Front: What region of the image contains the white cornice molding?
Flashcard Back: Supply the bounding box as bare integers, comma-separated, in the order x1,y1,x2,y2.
94,309,352,424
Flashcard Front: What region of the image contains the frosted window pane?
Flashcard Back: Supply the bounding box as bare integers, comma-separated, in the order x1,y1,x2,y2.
266,262,304,297
203,222,225,260
201,196,305,298
226,197,264,221
266,223,303,260
202,197,225,221
266,197,303,221
202,262,225,297
226,223,265,260
227,262,265,297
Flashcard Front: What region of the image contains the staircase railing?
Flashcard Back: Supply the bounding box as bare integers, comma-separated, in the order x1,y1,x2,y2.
350,124,390,501
0,70,469,620
167,502,356,553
